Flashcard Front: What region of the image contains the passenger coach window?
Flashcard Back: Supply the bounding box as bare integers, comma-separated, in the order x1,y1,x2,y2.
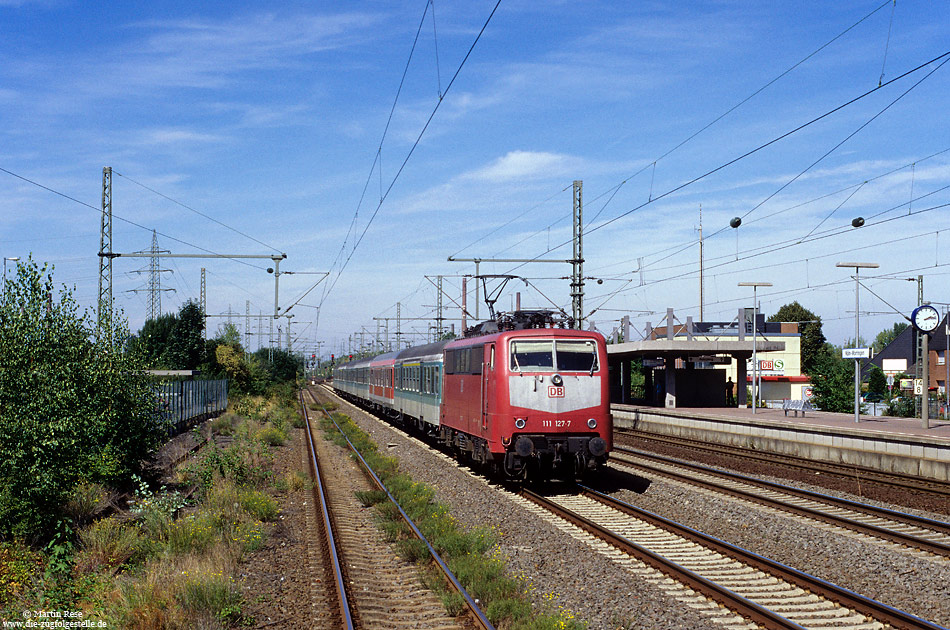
556,340,598,372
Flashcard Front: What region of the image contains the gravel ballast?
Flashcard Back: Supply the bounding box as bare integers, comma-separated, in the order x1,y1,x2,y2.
324,388,950,629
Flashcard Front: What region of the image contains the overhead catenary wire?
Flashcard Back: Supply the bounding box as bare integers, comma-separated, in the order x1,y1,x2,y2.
0,166,270,271
589,147,950,276
113,171,281,253
319,0,503,310
459,1,898,264
495,47,950,292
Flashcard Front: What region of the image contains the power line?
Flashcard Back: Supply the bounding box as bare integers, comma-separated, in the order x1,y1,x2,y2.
0,166,272,271
588,147,950,276
490,48,950,286
460,1,897,264
319,0,503,308
113,171,280,252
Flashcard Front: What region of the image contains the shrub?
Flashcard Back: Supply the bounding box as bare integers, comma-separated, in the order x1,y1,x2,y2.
210,413,238,436
0,259,164,539
255,425,287,446
74,517,142,574
166,512,219,554
176,569,243,624
64,481,112,527
238,490,278,522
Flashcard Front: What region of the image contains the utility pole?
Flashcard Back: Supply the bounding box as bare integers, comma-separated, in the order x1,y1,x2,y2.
916,275,924,418
698,204,704,322
146,231,169,321
436,275,444,338
571,180,584,328
397,302,402,350
461,277,468,331
97,167,114,331
449,182,585,327
200,268,207,339
245,300,251,360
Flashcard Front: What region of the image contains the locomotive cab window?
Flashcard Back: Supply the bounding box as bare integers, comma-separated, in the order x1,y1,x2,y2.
556,340,598,372
510,339,599,372
510,340,555,371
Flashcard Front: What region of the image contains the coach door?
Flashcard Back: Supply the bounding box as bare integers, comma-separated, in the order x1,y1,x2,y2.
481,344,494,431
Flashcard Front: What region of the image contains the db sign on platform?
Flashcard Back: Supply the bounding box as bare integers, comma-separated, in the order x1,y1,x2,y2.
842,348,871,359
548,386,565,398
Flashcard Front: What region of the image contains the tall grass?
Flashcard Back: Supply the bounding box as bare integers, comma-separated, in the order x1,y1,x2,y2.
317,407,586,629
5,391,305,627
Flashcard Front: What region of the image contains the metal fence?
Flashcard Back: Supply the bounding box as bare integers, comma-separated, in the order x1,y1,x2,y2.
155,379,228,435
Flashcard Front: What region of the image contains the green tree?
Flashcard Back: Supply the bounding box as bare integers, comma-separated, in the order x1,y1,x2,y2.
0,259,163,539
134,313,177,368
253,348,301,384
133,301,206,370
768,301,826,376
866,365,887,397
165,300,205,369
214,322,243,349
873,322,909,353
809,343,854,413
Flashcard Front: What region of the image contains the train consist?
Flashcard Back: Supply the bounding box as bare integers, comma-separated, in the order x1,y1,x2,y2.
332,312,612,480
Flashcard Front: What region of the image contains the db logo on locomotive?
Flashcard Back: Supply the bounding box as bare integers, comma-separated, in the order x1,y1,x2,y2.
548,386,565,398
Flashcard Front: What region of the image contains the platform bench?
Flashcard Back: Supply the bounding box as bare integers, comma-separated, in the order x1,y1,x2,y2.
782,399,813,417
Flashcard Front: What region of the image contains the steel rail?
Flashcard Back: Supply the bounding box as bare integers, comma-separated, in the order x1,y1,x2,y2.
299,391,356,629
612,445,950,557
577,486,946,630
616,427,950,498
305,387,496,630
519,487,808,630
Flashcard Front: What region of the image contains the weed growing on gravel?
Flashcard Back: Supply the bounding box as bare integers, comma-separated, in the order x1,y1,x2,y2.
7,390,303,628
319,408,587,630
355,489,388,506
238,489,279,521
74,516,143,574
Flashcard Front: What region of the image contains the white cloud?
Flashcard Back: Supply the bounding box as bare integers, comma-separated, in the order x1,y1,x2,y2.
464,150,580,183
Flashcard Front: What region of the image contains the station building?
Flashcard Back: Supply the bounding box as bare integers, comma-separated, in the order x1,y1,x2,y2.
605,308,806,408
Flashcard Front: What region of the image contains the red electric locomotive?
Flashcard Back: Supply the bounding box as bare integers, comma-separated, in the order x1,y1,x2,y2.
334,311,612,480
438,323,611,479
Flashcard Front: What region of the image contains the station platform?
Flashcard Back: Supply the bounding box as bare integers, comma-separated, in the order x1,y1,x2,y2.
611,404,950,482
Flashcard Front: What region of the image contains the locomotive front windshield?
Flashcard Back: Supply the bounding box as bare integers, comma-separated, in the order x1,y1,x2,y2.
510,339,599,372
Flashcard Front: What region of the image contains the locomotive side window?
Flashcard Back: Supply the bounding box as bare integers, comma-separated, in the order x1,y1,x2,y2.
555,340,598,372
510,340,555,371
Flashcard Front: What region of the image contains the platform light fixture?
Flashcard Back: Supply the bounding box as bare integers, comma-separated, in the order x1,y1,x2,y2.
3,256,19,295
738,281,772,414
836,262,879,424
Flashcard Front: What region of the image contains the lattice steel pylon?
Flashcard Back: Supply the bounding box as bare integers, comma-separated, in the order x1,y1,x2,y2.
571,180,584,328
97,167,113,331
200,268,207,339
146,231,164,321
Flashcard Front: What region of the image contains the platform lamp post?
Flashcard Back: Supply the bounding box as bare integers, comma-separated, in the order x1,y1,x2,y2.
836,262,878,424
738,281,772,414
3,256,19,295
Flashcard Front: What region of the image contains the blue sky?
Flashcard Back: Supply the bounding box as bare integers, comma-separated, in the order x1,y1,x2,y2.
2,1,949,357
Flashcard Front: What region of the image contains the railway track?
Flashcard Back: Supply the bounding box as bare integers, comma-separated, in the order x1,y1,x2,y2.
521,486,945,630
610,445,950,560
617,428,950,501
299,387,494,630
312,384,949,628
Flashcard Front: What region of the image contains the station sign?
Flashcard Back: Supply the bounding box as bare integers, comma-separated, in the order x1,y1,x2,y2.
842,348,871,359
745,357,785,375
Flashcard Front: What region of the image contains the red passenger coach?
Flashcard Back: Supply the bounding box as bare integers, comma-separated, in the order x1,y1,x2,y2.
440,327,611,478
367,352,396,409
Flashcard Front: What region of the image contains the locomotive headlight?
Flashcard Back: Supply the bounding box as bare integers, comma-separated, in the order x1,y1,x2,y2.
587,418,597,429
514,417,526,429
552,374,563,386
